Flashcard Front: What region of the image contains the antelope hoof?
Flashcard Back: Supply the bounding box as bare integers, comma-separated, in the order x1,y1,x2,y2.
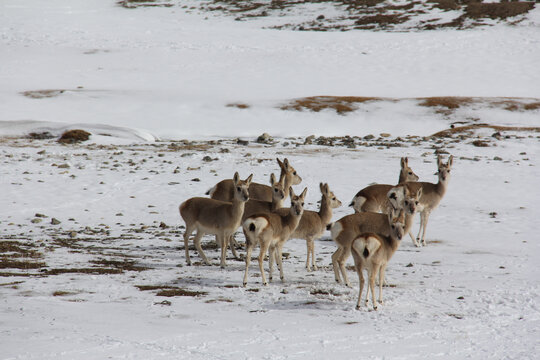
243,282,247,287
355,305,361,310
373,306,378,311
262,281,268,286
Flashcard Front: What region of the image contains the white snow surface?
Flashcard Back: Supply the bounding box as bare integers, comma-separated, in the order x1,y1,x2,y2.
1,1,540,359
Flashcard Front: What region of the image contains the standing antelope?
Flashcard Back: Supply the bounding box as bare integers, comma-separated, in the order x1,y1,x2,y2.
242,187,307,286
349,157,419,213
351,208,405,310
224,173,286,253
406,155,453,247
330,184,422,287
179,172,252,268
207,158,301,202
276,183,342,271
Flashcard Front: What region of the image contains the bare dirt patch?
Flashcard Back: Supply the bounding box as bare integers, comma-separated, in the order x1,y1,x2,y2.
136,285,208,297
431,124,540,138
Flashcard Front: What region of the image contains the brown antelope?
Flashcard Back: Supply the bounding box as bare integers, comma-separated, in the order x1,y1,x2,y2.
406,155,453,247
351,208,405,310
225,173,286,253
179,172,252,268
330,184,422,287
349,157,419,213
207,158,301,202
276,183,342,271
242,187,307,286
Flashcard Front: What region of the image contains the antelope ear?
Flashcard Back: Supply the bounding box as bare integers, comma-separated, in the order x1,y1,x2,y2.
319,183,324,193
437,155,443,167
277,158,285,170
245,174,253,185
283,158,290,170
289,186,295,198
401,157,408,168
448,155,454,168
416,187,423,199
300,187,308,199
270,173,276,186
233,172,240,184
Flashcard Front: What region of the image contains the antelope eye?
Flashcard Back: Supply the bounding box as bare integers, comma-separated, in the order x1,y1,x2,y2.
274,188,278,192
293,171,297,175
408,171,413,175
301,202,304,207
405,201,409,205
391,225,395,229
332,197,336,201
237,187,241,191
415,201,419,205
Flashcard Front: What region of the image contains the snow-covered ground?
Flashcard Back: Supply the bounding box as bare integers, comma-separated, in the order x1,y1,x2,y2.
1,1,540,359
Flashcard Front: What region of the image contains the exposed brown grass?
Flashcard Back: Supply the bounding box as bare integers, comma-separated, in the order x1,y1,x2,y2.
90,259,150,272
45,268,124,275
419,97,474,109
355,14,410,28
0,259,46,270
58,129,91,144
465,2,534,20
432,124,540,138
226,103,250,109
21,89,66,99
136,285,207,297
281,96,383,114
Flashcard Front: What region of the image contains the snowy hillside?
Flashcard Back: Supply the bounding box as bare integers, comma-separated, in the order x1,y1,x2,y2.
1,0,540,359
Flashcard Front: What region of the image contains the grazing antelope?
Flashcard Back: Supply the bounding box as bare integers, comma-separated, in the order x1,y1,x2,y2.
242,187,307,286
349,157,419,213
276,183,342,271
330,184,422,287
351,208,405,310
406,155,453,247
207,158,301,202
179,172,252,268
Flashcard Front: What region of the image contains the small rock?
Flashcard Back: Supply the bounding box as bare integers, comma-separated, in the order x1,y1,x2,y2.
256,133,273,144
69,231,77,238
304,135,315,145
363,134,375,140
317,14,325,20
35,213,47,218
493,156,502,161
31,218,42,224
57,164,70,169
236,139,249,146
51,218,61,225
405,263,414,267
159,222,168,229
202,156,214,162
191,178,201,182
380,133,391,138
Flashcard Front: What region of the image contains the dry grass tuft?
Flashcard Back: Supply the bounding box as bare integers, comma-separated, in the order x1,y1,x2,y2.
21,89,66,99
136,285,207,297
419,97,474,110
465,2,534,20
432,124,540,138
226,103,250,109
58,129,91,144
281,96,383,114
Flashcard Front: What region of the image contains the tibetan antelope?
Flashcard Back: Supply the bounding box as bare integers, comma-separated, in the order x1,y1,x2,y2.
349,157,419,213
351,208,405,310
330,184,422,287
207,158,301,202
242,187,307,286
406,155,453,247
179,172,252,268
276,183,342,271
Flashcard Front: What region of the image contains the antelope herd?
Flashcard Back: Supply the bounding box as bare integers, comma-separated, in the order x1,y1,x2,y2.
179,155,453,310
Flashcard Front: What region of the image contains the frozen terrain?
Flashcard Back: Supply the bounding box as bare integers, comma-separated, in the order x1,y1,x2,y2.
1,1,540,359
